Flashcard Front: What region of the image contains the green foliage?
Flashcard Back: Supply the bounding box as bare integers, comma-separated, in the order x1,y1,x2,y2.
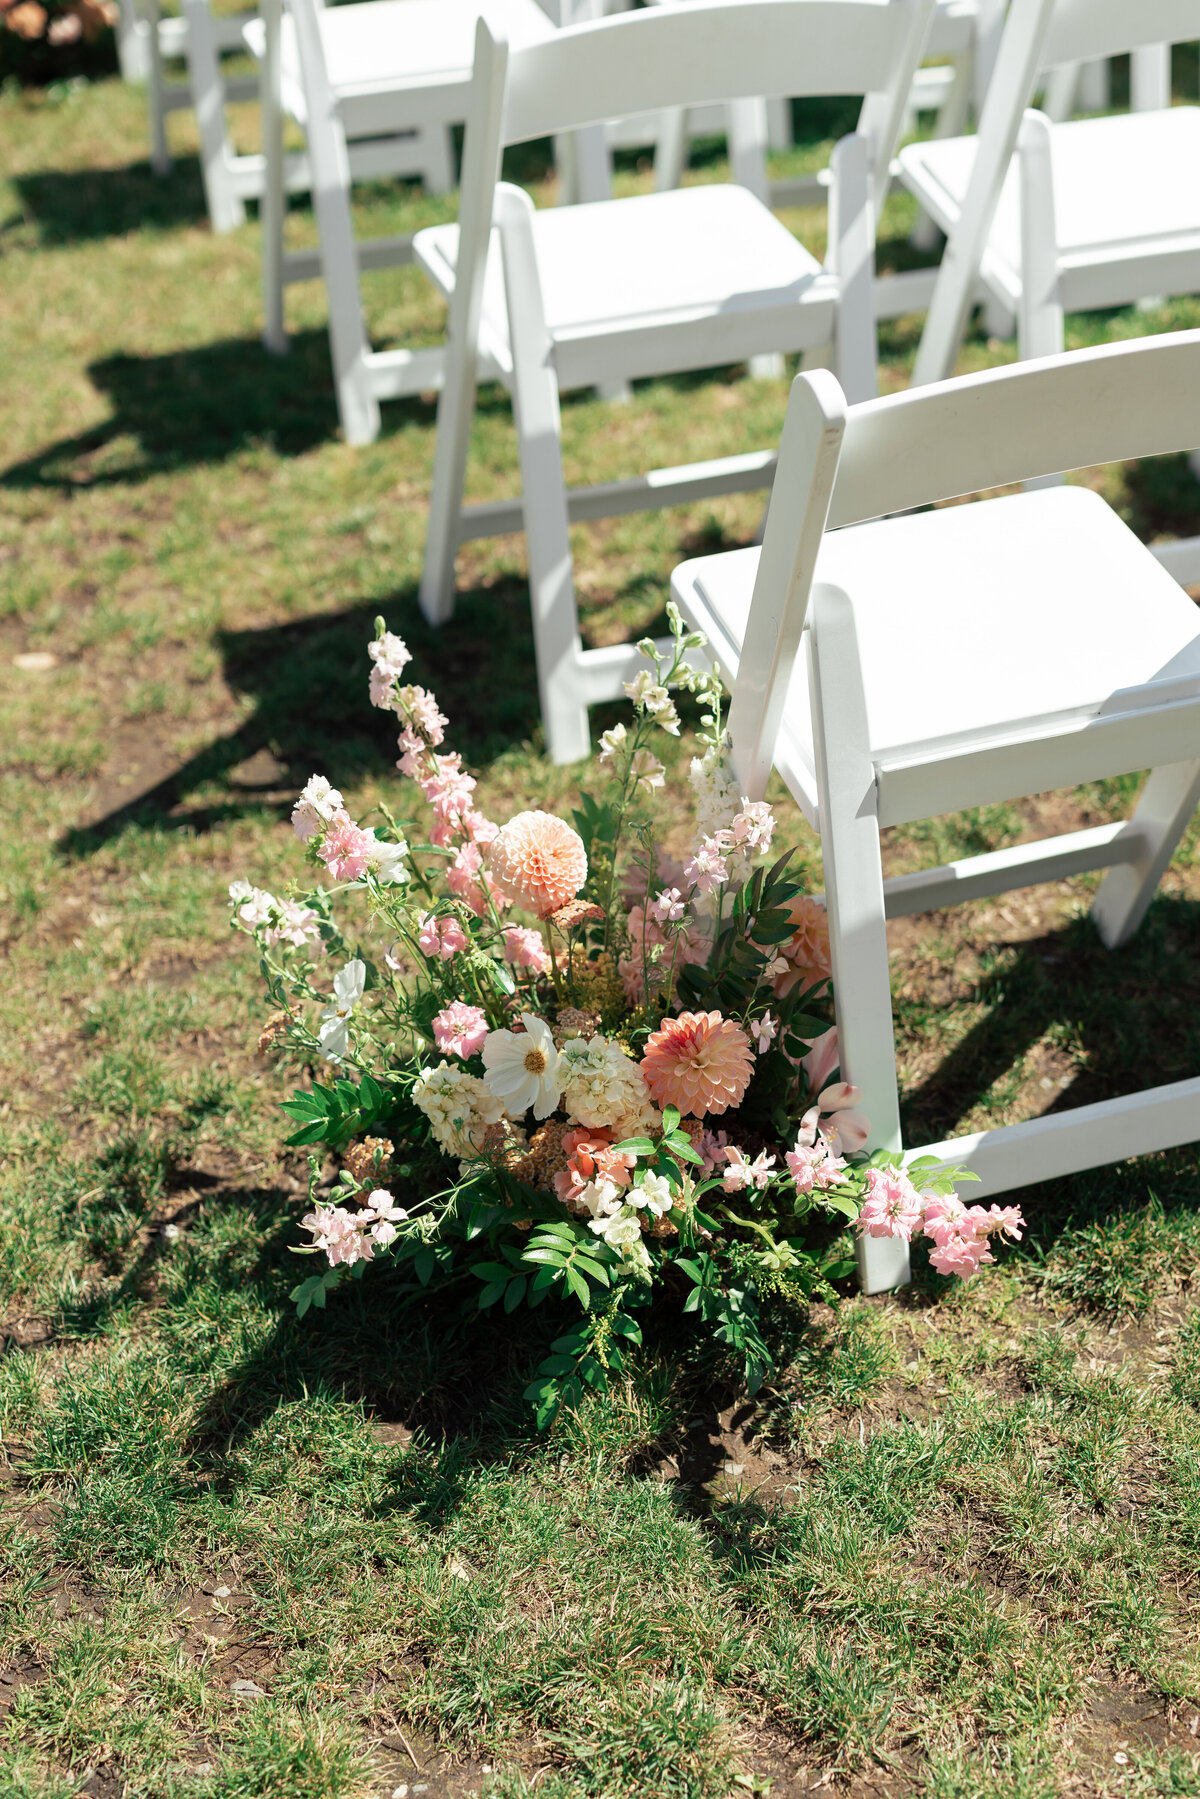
279,1070,399,1148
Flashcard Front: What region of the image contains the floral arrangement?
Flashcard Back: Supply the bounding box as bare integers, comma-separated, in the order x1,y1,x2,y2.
0,0,116,80
233,610,1023,1424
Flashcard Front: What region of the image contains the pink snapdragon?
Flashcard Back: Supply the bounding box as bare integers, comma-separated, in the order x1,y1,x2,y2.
503,925,550,974
722,1146,776,1192
397,684,447,746
418,912,468,962
318,816,376,882
291,775,344,844
300,1205,376,1267
858,1166,926,1242
922,1196,1025,1278
396,726,425,779
786,1134,849,1194
750,1012,777,1054
432,1001,490,1061
555,1128,636,1208
446,840,497,916
697,1128,728,1176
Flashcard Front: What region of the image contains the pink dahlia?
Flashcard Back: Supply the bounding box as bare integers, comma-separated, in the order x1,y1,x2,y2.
640,1011,754,1118
488,811,588,918
773,896,832,998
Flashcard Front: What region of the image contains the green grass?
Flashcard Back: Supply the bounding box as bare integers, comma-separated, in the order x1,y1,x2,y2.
1,68,1199,1799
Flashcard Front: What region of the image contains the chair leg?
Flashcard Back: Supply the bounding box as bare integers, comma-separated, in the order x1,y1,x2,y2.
828,133,878,406
1017,111,1064,492
144,0,171,176
260,0,288,353
1091,760,1200,950
290,0,380,443
809,583,908,1294
497,186,590,765
182,0,246,234
653,107,687,193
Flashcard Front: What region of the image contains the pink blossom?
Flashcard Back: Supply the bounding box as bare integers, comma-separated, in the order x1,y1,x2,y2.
432,1001,490,1060
292,774,344,843
367,631,411,710
786,1134,848,1195
396,726,425,779
446,840,493,916
650,887,686,926
750,1012,777,1054
922,1197,1024,1279
318,816,376,882
417,913,468,962
421,753,476,817
683,837,730,898
300,1206,374,1267
729,800,776,855
555,1128,636,1207
503,925,550,974
722,1146,776,1192
816,1081,871,1154
398,684,447,746
463,811,498,845
265,899,323,955
697,1129,728,1176
927,1234,991,1278
858,1166,925,1242
800,1027,840,1094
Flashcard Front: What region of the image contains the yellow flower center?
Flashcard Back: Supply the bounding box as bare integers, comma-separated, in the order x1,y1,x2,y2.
523,1047,547,1076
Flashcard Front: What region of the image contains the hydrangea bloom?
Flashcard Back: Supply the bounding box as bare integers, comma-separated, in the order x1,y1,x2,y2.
412,1061,506,1156
559,1035,653,1131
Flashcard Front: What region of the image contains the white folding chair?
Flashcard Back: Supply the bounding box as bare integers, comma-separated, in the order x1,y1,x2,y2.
902,0,1200,390
116,0,197,178
246,0,558,442
671,332,1200,1294
416,0,938,766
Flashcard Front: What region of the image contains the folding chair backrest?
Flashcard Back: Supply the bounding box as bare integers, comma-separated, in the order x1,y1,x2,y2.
1041,0,1200,69
729,331,1200,791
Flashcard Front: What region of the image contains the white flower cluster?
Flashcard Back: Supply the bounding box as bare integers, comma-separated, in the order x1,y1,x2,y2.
228,881,323,957
572,1167,677,1274
558,1035,658,1135
412,1061,507,1157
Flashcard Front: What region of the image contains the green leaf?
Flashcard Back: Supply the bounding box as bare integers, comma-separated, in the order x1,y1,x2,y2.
471,1261,513,1283
564,1265,592,1308
476,1279,508,1309
609,1313,642,1342
610,1136,655,1156
413,1247,436,1287
661,1105,680,1135
503,1275,527,1313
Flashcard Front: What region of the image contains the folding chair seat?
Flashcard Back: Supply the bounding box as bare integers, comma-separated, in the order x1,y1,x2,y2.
903,0,1200,386
415,0,938,766
248,0,559,442
671,332,1200,1293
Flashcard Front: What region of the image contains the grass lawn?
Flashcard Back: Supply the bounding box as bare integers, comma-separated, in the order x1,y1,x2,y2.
2,63,1200,1799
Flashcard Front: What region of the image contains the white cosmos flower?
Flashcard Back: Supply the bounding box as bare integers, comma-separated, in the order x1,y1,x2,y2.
319,958,365,1061
481,1013,562,1120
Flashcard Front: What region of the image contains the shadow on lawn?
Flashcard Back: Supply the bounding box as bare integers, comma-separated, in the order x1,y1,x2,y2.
899,892,1200,1157
60,580,545,857
0,328,376,481
9,154,211,246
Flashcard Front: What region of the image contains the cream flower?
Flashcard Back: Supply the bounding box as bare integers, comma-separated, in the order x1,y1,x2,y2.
413,1061,506,1156
559,1035,653,1131
482,1014,562,1120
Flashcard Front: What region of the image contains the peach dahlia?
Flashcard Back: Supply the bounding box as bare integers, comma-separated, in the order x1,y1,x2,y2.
640,1011,754,1118
487,811,588,917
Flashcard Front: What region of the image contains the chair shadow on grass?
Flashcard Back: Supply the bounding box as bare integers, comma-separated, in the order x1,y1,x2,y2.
8,154,212,247
60,579,545,859
897,890,1200,1246
0,328,380,485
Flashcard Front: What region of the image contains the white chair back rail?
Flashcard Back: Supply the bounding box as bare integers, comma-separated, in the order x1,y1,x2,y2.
672,332,1200,1288
1041,0,1200,69
417,0,937,763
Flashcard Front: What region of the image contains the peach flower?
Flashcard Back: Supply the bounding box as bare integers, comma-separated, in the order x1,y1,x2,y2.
773,896,832,997
641,1011,754,1118
488,811,588,918
554,1127,636,1208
